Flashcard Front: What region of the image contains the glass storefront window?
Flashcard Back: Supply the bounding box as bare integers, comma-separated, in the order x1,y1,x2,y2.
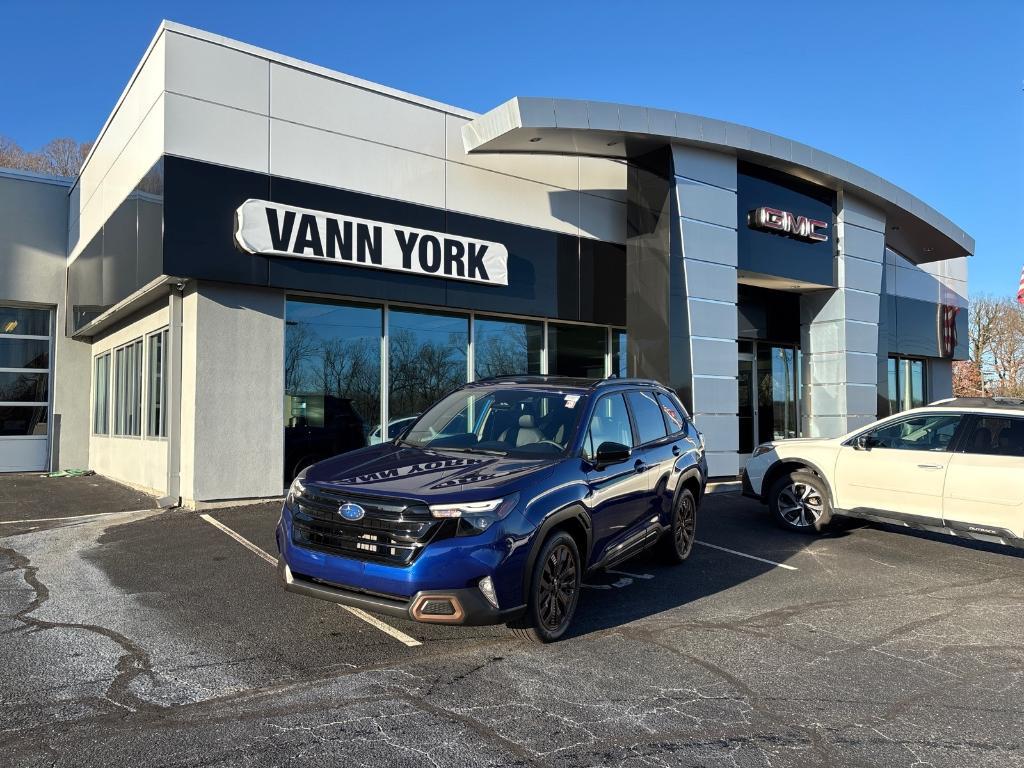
281,297,619,482
612,329,628,378
548,323,607,378
908,359,926,409
93,353,110,435
388,308,468,426
284,299,382,481
0,306,49,336
0,372,48,402
0,338,49,369
473,316,543,379
887,358,899,415
756,344,799,441
147,330,167,438
888,356,928,413
113,339,143,436
0,406,47,436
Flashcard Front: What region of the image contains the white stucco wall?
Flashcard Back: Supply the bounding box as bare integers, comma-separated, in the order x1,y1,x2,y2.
181,283,284,505
88,301,170,494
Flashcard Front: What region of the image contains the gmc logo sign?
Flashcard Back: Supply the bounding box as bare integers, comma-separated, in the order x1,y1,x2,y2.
748,207,829,243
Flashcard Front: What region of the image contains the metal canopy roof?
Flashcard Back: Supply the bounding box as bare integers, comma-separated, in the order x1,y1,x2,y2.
462,97,974,264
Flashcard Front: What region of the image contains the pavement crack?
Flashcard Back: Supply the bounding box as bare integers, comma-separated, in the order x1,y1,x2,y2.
0,544,158,714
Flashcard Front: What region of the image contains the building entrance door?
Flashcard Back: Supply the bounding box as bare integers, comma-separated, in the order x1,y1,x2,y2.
738,341,802,460
0,305,52,472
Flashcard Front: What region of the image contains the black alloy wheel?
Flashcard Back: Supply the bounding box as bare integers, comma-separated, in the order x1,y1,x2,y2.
538,542,578,631
661,488,697,563
509,531,581,643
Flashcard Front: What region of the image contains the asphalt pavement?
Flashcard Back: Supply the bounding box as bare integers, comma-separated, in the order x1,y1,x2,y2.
1,473,1022,767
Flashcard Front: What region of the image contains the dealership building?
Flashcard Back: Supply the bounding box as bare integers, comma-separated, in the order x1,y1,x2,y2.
0,22,973,505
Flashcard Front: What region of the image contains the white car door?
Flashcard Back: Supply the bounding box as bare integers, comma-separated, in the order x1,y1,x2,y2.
833,412,964,521
943,414,1024,539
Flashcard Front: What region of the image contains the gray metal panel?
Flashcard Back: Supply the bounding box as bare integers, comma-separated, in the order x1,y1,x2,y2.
462,97,975,262
0,172,69,306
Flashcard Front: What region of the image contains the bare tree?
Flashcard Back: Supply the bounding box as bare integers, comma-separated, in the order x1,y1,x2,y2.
0,136,26,169
0,134,91,177
39,138,84,177
989,301,1024,397
966,294,1024,397
968,295,1001,377
284,321,318,394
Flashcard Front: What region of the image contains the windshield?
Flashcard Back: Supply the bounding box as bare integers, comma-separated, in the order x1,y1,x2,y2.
400,386,586,457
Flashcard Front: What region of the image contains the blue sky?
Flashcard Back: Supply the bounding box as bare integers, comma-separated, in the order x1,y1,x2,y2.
2,1,1020,297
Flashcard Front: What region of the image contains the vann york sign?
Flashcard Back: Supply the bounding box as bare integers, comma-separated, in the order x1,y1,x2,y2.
234,199,509,286
747,206,829,243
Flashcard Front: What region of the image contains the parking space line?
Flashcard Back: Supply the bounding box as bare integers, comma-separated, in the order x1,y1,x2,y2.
0,509,155,525
607,569,654,580
695,540,798,570
199,513,422,647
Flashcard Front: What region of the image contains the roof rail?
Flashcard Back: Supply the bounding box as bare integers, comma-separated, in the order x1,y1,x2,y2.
928,396,1024,410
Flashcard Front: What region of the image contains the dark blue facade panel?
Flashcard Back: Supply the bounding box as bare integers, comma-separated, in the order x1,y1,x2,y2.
736,163,835,287
152,156,626,326
882,293,968,360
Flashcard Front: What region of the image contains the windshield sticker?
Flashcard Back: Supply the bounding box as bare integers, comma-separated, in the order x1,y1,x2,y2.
564,395,580,409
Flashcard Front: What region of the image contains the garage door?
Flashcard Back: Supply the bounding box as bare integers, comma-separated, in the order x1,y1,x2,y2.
0,305,51,472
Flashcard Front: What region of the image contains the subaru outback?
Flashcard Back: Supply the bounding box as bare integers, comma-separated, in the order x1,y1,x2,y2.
276,376,707,642
743,397,1024,548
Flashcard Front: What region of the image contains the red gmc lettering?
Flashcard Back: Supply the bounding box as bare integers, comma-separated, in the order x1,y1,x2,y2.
749,206,829,242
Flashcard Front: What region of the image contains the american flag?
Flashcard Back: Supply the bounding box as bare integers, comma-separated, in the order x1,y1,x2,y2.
938,283,961,358
939,303,959,358
1018,264,1024,305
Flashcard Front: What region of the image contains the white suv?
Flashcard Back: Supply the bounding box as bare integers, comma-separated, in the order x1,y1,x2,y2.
742,398,1024,548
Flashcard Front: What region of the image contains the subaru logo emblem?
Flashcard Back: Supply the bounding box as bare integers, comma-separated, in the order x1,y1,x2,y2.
338,502,365,521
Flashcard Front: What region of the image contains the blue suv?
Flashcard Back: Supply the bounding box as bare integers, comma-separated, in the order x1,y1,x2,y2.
276,377,707,642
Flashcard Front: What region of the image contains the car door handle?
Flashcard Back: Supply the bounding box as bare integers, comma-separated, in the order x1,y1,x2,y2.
634,460,648,473
672,445,681,456
917,464,943,470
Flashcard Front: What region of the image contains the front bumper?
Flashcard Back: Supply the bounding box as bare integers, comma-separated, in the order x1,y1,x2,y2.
741,468,761,501
278,558,524,626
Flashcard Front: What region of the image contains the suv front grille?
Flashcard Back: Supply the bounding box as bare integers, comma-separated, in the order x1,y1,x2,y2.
291,485,444,566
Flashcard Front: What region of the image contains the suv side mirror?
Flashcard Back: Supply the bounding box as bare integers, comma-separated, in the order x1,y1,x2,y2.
594,441,631,468
853,434,876,451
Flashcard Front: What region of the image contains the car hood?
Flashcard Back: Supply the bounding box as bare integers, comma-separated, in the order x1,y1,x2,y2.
765,436,841,453
303,443,559,501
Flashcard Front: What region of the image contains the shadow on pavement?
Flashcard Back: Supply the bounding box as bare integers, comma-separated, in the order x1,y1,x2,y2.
0,473,157,522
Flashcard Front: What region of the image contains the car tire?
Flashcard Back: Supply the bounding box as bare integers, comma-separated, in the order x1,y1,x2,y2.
660,488,697,563
508,531,581,643
768,470,832,533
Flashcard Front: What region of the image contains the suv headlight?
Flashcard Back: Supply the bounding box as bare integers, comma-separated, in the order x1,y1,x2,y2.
751,443,775,458
429,493,520,535
286,471,307,507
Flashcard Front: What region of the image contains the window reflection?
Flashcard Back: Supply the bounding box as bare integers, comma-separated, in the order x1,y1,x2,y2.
388,309,468,425
887,356,928,414
0,372,47,402
473,316,543,379
548,324,606,378
0,307,49,336
282,297,619,482
887,358,899,415
0,338,49,369
284,299,381,481
612,330,628,378
0,406,47,436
